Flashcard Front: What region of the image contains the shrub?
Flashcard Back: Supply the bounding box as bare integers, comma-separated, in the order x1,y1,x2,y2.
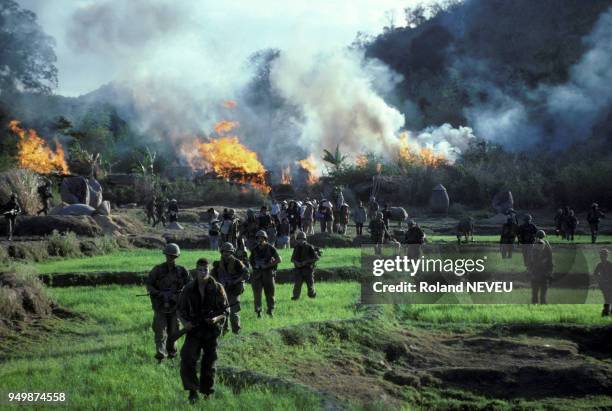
0,245,8,265
47,230,82,257
0,169,42,215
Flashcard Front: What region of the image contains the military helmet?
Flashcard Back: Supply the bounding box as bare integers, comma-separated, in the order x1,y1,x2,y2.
228,208,235,215
376,211,383,219
536,230,546,239
164,243,181,257
592,203,599,208
408,219,416,227
295,231,307,240
170,198,177,203
256,230,268,239
221,242,235,253
524,214,532,222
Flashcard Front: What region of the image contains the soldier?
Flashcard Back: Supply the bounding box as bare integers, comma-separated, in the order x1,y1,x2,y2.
37,180,53,216
500,217,518,259
382,204,391,229
587,203,605,244
178,258,228,403
528,230,553,304
566,209,578,241
291,231,319,300
559,206,571,240
518,214,538,267
241,209,259,250
220,208,239,247
3,193,21,241
287,201,302,233
593,249,612,316
368,196,379,222
167,199,179,223
249,230,281,317
301,201,315,235
153,197,167,227
369,211,390,255
553,208,563,237
145,196,156,225
211,243,248,334
145,243,191,362
208,220,220,251
352,201,367,236
456,217,474,244
404,220,425,259
258,206,273,231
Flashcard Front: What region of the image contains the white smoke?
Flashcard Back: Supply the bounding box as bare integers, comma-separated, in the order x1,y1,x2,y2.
411,123,475,162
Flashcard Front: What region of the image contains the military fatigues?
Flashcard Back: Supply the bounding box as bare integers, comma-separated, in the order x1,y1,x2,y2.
500,222,518,259
369,218,389,255
37,184,52,216
146,262,191,359
587,208,605,244
594,260,612,316
178,278,228,395
3,198,21,240
528,240,553,304
249,243,280,315
404,226,425,259
211,256,248,333
291,242,319,299
518,223,538,267
153,199,167,227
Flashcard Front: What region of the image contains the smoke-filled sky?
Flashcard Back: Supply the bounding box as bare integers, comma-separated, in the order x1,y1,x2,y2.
17,0,431,97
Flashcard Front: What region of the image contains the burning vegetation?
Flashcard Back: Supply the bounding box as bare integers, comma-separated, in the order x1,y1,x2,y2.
8,120,70,175
398,132,447,167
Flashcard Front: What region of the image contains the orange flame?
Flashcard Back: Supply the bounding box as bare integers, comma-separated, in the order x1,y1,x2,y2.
214,120,240,135
281,165,292,184
355,155,368,168
8,120,69,175
296,156,318,185
398,132,446,167
223,100,237,109
185,136,270,193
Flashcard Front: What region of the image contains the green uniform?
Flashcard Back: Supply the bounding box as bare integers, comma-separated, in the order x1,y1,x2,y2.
145,262,191,359
211,256,248,333
528,240,553,304
368,218,389,254
291,242,319,299
177,277,228,395
249,243,280,315
3,197,21,240
404,225,425,259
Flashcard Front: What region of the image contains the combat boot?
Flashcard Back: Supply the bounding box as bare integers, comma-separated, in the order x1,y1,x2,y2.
188,390,199,404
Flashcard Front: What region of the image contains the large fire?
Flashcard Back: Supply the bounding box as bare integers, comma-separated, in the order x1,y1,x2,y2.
186,136,270,193
281,165,292,185
8,120,69,174
398,132,446,167
296,156,318,185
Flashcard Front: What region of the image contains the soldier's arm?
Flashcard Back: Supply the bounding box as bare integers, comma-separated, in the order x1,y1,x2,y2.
145,267,159,295
176,288,192,327
267,247,281,269
290,247,298,264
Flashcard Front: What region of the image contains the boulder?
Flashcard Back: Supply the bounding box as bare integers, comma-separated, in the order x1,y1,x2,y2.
97,201,111,216
387,207,409,223
430,184,450,214
54,204,96,216
60,176,90,205
14,216,103,237
87,178,103,208
92,215,123,236
492,191,514,214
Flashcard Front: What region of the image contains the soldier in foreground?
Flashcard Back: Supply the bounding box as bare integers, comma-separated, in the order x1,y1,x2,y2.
178,258,228,403
529,230,553,304
404,220,425,259
249,230,281,317
211,242,248,334
587,203,605,244
593,249,611,317
37,180,53,216
3,193,21,241
291,231,319,300
145,243,191,361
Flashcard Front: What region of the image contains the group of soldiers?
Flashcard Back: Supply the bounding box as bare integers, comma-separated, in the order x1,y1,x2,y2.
144,196,179,227
552,203,606,244
1,180,53,241
144,229,319,403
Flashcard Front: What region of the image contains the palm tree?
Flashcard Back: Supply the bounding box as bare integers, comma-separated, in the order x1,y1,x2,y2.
322,144,348,172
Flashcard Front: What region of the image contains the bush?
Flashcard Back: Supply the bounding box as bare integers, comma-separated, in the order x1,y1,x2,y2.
0,246,8,265
47,230,82,257
6,242,49,262
0,169,42,215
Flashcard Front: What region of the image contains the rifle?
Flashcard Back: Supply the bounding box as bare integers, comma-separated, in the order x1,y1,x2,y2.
169,301,239,345
137,289,180,312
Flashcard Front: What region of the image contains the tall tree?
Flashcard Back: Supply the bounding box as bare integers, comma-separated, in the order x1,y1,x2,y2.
0,0,57,95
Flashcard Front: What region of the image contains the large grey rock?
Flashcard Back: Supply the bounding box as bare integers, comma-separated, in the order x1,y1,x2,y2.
97,201,111,216
60,176,90,205
87,178,103,208
387,207,409,222
430,184,450,214
55,204,96,216
492,191,514,214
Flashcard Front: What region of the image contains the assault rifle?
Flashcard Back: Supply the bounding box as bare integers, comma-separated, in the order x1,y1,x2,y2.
168,301,239,345
136,288,180,312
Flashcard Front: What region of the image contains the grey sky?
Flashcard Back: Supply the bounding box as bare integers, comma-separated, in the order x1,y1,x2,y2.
17,0,427,97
